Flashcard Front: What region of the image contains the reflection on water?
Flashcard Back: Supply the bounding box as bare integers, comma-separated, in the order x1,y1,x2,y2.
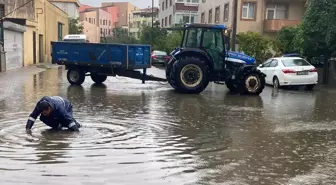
0,67,336,184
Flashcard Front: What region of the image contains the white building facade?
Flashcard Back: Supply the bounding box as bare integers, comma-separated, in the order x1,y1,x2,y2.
50,0,80,19
159,0,199,28
198,0,233,28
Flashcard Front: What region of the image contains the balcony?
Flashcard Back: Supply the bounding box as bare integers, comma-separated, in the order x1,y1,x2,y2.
264,19,300,32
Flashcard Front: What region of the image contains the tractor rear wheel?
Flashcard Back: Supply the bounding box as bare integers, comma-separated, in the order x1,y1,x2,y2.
226,80,238,93
166,58,178,89
238,68,265,95
170,56,209,94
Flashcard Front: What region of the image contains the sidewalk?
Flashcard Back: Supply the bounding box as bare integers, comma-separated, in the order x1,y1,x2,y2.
0,63,62,77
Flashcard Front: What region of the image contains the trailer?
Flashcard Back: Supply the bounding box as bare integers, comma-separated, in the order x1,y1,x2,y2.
51,41,166,85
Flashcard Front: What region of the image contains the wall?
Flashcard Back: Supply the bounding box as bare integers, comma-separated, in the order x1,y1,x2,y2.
158,0,174,27
82,21,100,43
98,9,113,36
102,6,120,28
102,2,138,27
237,0,265,34
52,2,79,19
34,0,68,65
198,0,232,27
0,0,35,21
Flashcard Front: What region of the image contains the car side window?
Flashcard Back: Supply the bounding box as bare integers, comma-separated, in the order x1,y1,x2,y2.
269,60,278,67
262,59,272,67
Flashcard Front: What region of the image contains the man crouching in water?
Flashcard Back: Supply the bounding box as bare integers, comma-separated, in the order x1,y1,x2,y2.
26,96,81,134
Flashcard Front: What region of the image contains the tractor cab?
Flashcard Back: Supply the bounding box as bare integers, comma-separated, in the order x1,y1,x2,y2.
179,23,228,71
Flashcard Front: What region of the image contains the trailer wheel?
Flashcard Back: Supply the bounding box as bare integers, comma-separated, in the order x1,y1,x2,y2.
67,68,85,85
91,73,107,84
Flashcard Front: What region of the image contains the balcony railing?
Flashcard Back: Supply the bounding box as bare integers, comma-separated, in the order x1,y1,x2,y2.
264,19,300,32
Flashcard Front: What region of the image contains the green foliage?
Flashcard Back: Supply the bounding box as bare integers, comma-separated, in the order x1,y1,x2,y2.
300,0,336,57
139,26,168,51
237,31,276,64
69,18,83,34
276,26,302,53
102,27,138,44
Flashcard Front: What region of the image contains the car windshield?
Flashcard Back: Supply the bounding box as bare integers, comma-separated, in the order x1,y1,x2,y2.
281,58,311,67
154,51,167,56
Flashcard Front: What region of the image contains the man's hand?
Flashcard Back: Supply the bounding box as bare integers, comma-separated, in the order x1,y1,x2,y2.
26,129,32,135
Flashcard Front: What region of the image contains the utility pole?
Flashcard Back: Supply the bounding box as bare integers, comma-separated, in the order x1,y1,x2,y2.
231,0,238,51
152,0,154,28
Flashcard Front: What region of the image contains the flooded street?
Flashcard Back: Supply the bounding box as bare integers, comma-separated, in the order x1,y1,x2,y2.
1,66,336,185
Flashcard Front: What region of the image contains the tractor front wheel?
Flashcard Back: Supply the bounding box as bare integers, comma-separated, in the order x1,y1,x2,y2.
170,57,209,94
238,68,265,95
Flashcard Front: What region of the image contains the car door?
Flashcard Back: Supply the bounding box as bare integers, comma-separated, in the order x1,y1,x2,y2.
267,59,279,83
258,59,272,84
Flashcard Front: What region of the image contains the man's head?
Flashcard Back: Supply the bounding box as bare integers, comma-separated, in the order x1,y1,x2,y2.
38,101,52,116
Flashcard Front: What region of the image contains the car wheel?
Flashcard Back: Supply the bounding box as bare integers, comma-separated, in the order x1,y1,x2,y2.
273,77,280,89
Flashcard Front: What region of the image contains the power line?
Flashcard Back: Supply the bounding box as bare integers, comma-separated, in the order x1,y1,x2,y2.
0,0,35,21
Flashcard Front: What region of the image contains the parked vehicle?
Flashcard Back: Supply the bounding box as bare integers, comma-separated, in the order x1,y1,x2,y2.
257,57,318,90
151,50,171,65
166,23,266,95
63,34,89,43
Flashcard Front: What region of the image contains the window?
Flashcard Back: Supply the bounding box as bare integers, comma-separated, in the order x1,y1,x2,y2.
224,3,229,21
89,18,92,23
162,2,164,11
266,4,286,20
170,0,172,6
184,28,202,47
208,9,212,23
215,6,220,23
191,15,195,23
165,17,167,26
192,0,199,3
101,28,103,34
169,15,172,25
242,2,256,20
109,20,111,26
269,60,278,67
202,29,224,51
202,0,206,3
58,22,63,41
0,4,4,18
100,19,102,25
166,0,168,9
201,12,205,23
161,18,164,27
281,58,311,67
183,15,190,23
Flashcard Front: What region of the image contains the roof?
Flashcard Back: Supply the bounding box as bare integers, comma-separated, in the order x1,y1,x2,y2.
273,57,304,60
49,0,81,7
185,23,227,30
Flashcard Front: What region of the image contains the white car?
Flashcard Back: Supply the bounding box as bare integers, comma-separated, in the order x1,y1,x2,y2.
257,57,318,90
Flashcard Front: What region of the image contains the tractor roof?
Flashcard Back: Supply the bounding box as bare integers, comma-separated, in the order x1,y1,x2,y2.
184,23,227,30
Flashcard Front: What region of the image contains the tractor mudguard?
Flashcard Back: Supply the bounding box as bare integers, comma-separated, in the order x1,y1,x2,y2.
236,65,266,78
172,49,214,69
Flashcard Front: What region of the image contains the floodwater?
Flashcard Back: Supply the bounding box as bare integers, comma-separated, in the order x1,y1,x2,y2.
0,66,336,185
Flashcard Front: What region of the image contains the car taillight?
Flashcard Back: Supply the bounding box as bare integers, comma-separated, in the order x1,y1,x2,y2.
310,68,317,72
164,56,171,60
151,55,157,59
282,69,296,74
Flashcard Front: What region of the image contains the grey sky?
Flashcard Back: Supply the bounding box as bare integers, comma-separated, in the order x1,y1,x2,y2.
79,0,159,8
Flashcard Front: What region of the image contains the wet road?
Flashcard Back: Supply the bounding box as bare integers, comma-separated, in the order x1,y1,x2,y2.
0,66,336,185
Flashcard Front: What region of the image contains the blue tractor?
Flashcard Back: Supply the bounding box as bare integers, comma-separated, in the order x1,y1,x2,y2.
166,23,266,95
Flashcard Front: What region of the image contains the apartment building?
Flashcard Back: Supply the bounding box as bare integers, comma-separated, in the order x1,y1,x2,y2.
129,7,159,39
199,0,307,38
0,0,68,71
49,0,81,19
101,2,138,28
79,7,114,42
159,0,199,28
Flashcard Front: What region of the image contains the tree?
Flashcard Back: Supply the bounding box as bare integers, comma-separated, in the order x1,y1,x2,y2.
237,31,274,64
277,26,302,54
300,0,336,84
69,18,83,34
139,26,168,51
102,27,138,44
